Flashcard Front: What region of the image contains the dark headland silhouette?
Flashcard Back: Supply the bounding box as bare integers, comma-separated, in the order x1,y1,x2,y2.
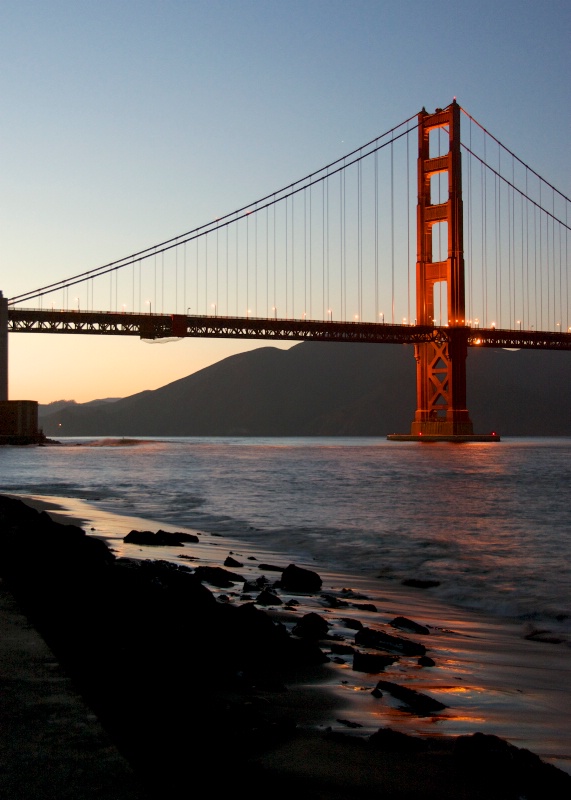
39,342,571,437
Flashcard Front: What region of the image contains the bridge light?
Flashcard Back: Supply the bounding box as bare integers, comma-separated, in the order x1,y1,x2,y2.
122,304,126,314
491,321,496,329
402,317,406,325
354,314,359,322
211,303,217,316
146,300,152,314
517,320,521,330
379,312,384,324
75,297,80,311
327,309,332,321
272,306,277,319
475,318,479,328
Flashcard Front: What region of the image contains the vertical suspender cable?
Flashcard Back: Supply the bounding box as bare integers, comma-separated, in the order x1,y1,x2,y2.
407,127,411,325
309,186,312,319
391,139,394,324
374,148,378,320
304,188,307,317
326,174,329,319
291,194,295,318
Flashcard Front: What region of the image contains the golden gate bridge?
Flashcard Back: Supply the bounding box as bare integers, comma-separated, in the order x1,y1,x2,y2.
2,101,570,441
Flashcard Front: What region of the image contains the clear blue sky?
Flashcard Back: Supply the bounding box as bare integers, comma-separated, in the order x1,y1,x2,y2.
1,0,569,402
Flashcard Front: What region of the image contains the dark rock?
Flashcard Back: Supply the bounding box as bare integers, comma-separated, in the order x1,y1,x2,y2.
257,563,284,572
278,564,322,593
390,615,430,635
124,529,199,546
320,593,350,608
352,651,398,673
524,628,564,644
418,655,436,667
355,626,426,656
368,727,428,752
192,565,244,587
401,578,440,589
224,555,243,568
352,602,377,612
159,529,200,543
454,732,571,797
292,612,329,640
339,617,363,631
328,643,355,655
255,589,283,606
373,680,447,714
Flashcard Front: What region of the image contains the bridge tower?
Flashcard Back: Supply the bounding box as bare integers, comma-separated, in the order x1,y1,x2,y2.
389,101,498,441
0,291,7,402
410,101,474,438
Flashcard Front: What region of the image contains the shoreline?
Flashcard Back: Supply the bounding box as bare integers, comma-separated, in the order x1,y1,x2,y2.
6,492,571,775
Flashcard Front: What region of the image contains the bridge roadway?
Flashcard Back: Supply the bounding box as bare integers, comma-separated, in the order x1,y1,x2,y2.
7,308,571,350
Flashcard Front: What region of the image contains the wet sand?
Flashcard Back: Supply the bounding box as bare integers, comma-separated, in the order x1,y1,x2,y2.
2,492,571,797
8,490,571,774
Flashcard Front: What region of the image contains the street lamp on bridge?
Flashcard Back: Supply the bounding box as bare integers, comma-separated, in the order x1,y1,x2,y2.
146,300,152,314
211,303,217,316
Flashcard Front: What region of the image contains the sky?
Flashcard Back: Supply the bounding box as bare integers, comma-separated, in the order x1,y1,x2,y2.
1,0,569,404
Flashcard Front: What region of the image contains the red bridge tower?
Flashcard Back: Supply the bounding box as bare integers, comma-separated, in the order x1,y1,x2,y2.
389,101,498,442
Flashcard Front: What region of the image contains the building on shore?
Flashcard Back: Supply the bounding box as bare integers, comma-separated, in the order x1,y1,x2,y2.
0,400,45,445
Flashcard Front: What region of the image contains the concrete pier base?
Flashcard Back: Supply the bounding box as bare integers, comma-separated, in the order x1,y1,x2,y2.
387,433,501,442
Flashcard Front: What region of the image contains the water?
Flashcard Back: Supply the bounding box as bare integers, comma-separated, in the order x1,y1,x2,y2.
1,436,570,639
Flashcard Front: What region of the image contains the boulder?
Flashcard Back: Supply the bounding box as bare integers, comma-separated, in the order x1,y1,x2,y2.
278,564,322,593
124,529,199,545
401,578,440,589
352,651,398,673
255,588,283,606
355,626,426,656
193,565,244,588
292,612,329,640
390,616,430,635
373,680,446,715
368,727,428,752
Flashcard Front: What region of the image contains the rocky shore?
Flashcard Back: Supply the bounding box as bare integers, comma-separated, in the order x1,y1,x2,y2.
1,493,570,799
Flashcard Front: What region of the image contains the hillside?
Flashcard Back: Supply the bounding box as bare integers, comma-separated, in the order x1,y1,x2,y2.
39,342,571,437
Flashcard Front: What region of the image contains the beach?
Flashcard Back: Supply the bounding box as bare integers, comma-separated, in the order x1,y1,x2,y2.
1,491,570,799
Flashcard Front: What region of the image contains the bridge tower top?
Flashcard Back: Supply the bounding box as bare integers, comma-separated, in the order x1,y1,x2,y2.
416,100,465,327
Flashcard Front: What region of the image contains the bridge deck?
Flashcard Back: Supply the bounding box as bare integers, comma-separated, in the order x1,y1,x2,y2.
7,309,571,350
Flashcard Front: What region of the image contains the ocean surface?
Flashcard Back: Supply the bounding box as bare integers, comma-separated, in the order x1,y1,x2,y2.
2,435,570,640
